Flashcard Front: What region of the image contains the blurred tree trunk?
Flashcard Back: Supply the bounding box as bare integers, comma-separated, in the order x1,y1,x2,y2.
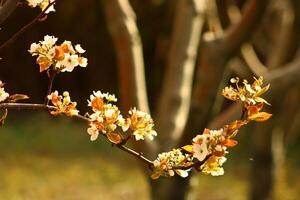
250,1,300,199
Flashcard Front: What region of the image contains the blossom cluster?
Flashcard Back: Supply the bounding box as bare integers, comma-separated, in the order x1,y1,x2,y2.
128,108,157,140
151,76,272,179
87,91,157,142
222,76,270,106
29,35,88,73
47,91,79,116
26,0,55,14
152,149,192,179
0,81,9,103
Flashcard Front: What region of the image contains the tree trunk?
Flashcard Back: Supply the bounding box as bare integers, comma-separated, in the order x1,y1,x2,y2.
149,176,190,200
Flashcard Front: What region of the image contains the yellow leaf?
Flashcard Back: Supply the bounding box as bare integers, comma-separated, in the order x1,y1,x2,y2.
254,97,270,105
256,84,270,96
181,145,193,153
107,132,123,144
248,112,272,122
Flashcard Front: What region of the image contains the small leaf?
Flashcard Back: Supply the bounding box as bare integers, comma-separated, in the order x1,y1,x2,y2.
181,145,193,153
248,112,272,122
107,132,123,144
7,94,29,102
151,172,161,180
247,105,259,117
37,56,52,72
222,139,238,147
254,97,270,105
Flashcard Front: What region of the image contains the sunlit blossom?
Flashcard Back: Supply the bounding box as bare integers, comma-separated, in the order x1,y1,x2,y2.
47,91,79,116
128,107,157,141
29,35,88,73
222,76,270,106
87,91,126,141
26,0,55,14
152,149,191,179
0,81,9,102
200,156,227,176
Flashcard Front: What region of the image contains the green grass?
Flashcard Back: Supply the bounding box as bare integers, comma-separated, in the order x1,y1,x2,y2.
0,113,149,200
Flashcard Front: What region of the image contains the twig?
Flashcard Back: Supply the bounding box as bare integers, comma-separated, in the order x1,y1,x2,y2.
116,144,154,167
0,0,56,52
222,0,269,56
0,102,154,167
44,70,57,105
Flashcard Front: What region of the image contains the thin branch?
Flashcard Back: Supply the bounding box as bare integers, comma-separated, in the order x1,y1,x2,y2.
221,0,269,57
44,70,57,105
266,0,295,69
0,0,56,52
0,0,18,25
116,145,154,167
226,4,267,76
0,102,55,110
155,0,206,149
264,55,300,90
0,102,154,166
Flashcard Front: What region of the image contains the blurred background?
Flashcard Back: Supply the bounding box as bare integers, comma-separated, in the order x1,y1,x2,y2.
0,0,300,199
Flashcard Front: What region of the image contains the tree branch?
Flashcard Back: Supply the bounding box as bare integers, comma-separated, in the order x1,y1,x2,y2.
177,0,269,147
0,0,56,52
221,0,269,57
155,0,206,150
103,0,149,114
0,102,154,166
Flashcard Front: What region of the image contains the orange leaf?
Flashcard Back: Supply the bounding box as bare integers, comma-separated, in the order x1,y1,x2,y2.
222,139,238,147
53,46,65,60
151,172,161,180
107,132,123,144
227,120,248,135
37,56,52,72
247,105,259,116
248,112,272,122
